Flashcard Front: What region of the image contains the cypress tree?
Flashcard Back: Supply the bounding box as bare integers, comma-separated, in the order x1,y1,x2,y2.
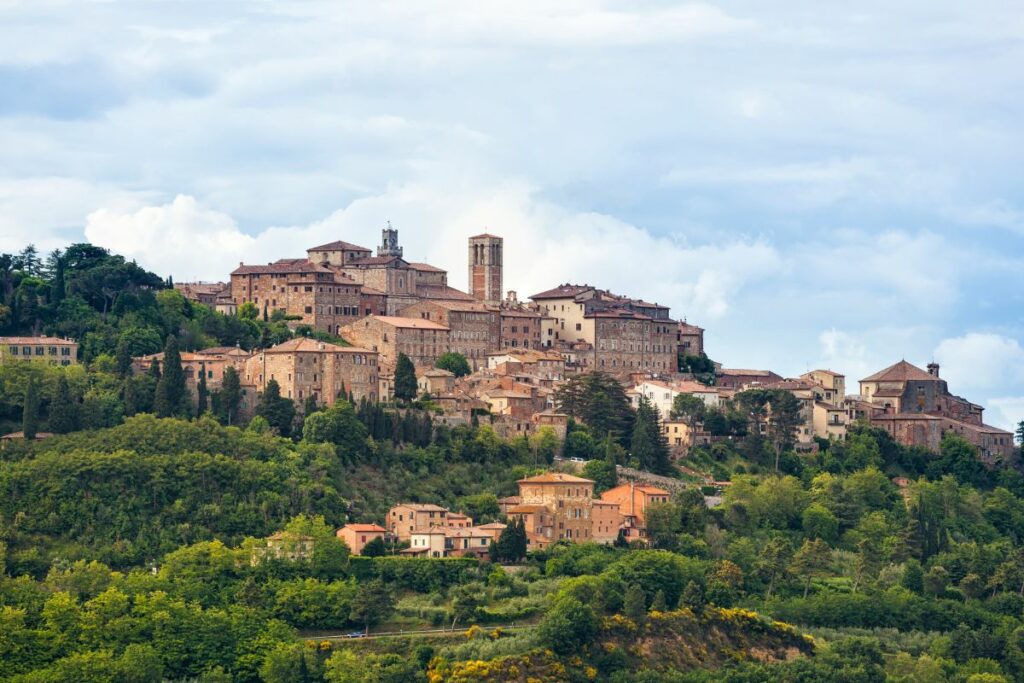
631,396,671,475
122,378,138,417
147,358,161,380
220,367,241,425
256,378,295,437
48,375,78,434
22,379,40,439
115,337,133,378
196,366,209,417
154,335,187,418
624,583,647,623
49,255,65,305
393,353,417,402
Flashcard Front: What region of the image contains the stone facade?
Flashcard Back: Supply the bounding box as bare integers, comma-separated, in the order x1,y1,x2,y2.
499,306,544,350
510,473,597,543
0,336,78,366
677,321,705,358
468,233,503,304
387,503,451,540
242,338,379,406
399,300,498,370
338,315,450,372
230,259,362,334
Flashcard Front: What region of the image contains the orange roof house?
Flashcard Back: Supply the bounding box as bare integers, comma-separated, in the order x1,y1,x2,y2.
337,523,387,556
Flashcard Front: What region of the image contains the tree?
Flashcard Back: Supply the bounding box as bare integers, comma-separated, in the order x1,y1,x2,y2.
650,589,668,612
670,393,706,427
219,366,241,425
361,536,386,557
349,579,394,634
154,335,188,418
455,493,500,522
960,573,985,602
493,517,528,563
21,378,40,439
435,352,471,377
1017,421,1024,456
530,426,560,464
791,538,832,598
624,583,647,623
582,458,617,494
257,379,296,437
301,400,368,461
48,375,79,434
554,372,634,445
536,595,598,655
394,353,417,402
115,337,133,378
924,565,950,597
802,503,839,544
196,365,209,417
631,396,671,475
758,537,791,599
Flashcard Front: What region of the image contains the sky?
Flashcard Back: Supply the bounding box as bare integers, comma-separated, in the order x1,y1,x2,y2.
1,1,1023,429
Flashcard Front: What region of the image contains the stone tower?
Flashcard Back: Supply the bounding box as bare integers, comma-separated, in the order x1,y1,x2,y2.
378,221,403,258
468,233,503,304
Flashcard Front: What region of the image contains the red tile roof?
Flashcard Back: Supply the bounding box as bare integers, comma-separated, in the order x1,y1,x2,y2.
861,360,938,383
530,284,595,300
308,240,371,252
517,472,594,485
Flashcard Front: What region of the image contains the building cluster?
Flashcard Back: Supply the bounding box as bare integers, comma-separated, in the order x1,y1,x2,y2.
325,473,674,559
2,222,1016,467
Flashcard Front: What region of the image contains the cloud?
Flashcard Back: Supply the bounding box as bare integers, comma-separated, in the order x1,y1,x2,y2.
987,397,1024,434
84,195,256,280
933,333,1024,397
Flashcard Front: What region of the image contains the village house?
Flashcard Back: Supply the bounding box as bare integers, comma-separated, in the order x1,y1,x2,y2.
418,368,456,396
630,378,720,418
398,299,499,370
253,532,315,565
600,483,670,543
677,320,705,358
338,315,450,374
230,259,363,334
508,472,598,547
174,281,229,307
715,368,783,390
0,336,78,366
387,503,457,541
133,346,252,407
336,523,387,555
242,338,379,407
529,284,677,376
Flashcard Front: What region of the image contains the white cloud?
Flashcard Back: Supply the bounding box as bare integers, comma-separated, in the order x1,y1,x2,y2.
933,333,1024,397
84,195,256,280
987,397,1024,434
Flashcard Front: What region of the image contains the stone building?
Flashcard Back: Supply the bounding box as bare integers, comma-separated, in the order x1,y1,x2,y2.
508,472,597,545
387,503,453,541
859,360,1016,464
600,483,670,543
0,336,78,366
715,368,783,390
242,338,379,406
399,300,499,370
498,303,544,350
468,233,503,304
529,284,676,376
336,523,387,556
174,282,228,307
677,321,705,358
338,315,450,372
230,259,362,334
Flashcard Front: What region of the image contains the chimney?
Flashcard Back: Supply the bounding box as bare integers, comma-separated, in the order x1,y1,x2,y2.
927,362,940,378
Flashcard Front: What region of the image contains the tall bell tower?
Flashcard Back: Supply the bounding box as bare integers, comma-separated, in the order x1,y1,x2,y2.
378,221,403,258
468,233,503,304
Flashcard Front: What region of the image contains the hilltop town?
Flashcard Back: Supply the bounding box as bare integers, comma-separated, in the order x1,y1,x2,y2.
159,224,1017,466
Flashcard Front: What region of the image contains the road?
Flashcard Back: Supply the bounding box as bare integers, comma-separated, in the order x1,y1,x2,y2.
304,623,534,642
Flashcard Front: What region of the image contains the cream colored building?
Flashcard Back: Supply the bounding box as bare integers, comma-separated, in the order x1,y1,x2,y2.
0,336,78,366
631,379,720,418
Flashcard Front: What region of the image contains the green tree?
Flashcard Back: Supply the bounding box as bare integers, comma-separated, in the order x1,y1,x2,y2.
537,595,598,655
154,335,188,418
791,538,832,598
670,393,706,427
582,458,617,494
394,353,417,402
758,537,791,599
554,372,634,445
21,377,40,439
219,366,241,425
48,375,79,434
631,396,671,475
802,502,839,544
924,565,950,597
650,589,668,612
435,352,471,377
624,583,647,623
530,426,560,464
349,579,394,634
361,536,386,557
257,379,296,437
196,364,209,417
455,493,500,522
301,400,368,461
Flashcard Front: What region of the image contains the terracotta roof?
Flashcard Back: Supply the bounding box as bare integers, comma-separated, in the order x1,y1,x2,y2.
263,338,373,354
477,522,508,530
371,316,449,331
720,369,778,377
604,483,671,496
499,308,542,318
393,503,448,512
308,240,371,252
530,284,595,300
348,256,407,267
232,259,331,275
422,368,455,377
861,360,937,383
517,472,594,485
677,321,704,333
340,523,386,533
1,336,76,345
805,368,842,377
470,233,502,239
408,262,446,272
360,285,387,296
416,284,474,301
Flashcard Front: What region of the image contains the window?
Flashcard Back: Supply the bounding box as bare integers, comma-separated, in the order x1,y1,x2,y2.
304,306,312,314
9,346,17,355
